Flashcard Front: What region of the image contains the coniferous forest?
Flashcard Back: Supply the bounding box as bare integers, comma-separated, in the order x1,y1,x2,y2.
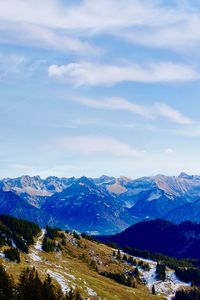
0,265,83,300
0,214,40,253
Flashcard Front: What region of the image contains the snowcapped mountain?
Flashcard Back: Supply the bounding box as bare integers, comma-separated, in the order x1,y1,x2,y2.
0,175,75,207
1,172,200,234
42,176,136,234
108,173,200,222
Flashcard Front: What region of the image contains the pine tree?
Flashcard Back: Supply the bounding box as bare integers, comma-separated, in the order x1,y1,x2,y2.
42,274,58,300
16,267,43,300
152,284,156,295
0,264,15,300
123,254,127,261
156,262,166,281
117,249,121,260
4,247,20,263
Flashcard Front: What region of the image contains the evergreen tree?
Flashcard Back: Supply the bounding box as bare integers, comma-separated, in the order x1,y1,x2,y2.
42,274,59,300
123,254,128,261
16,267,43,300
42,237,55,252
152,284,156,295
117,249,121,260
4,247,20,263
156,263,166,281
0,264,15,300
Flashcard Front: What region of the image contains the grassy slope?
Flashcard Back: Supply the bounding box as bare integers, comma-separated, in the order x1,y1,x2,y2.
1,231,164,300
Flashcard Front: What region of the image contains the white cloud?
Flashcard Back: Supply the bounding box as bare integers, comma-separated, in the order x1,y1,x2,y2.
153,102,192,125
0,22,97,55
164,148,174,154
0,0,172,31
48,61,199,86
75,97,152,118
48,135,142,158
74,96,193,125
1,0,200,54
119,14,200,52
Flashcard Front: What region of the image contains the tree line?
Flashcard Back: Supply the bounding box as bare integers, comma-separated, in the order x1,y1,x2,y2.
174,287,200,300
0,214,41,253
0,264,83,300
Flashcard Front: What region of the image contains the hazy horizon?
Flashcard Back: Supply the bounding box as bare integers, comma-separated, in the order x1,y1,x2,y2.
0,170,197,181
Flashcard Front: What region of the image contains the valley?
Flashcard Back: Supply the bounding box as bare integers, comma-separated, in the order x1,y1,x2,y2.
0,216,191,300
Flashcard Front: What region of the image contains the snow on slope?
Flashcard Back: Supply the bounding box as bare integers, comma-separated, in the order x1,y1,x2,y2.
120,251,190,299
140,259,190,299
34,229,46,251
47,270,71,294
28,229,46,262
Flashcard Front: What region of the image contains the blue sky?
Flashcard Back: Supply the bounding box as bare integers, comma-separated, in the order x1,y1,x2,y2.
1,0,200,178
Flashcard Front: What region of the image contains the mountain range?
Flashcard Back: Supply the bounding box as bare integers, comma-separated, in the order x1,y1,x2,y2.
1,172,200,234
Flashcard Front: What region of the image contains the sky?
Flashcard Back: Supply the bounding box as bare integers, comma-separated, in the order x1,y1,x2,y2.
1,0,200,179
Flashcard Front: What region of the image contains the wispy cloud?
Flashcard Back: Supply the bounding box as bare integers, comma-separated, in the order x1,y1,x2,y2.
0,53,25,79
74,96,193,125
1,0,200,54
47,135,142,158
0,0,173,31
153,102,192,125
75,97,151,118
48,61,199,86
118,13,200,53
0,22,97,55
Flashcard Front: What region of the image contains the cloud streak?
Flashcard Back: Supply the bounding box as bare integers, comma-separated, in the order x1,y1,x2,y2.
0,21,97,55
74,96,193,125
153,102,192,125
48,61,199,86
1,0,200,54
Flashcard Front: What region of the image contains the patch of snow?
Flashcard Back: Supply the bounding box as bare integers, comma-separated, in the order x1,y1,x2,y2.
11,239,17,248
146,191,161,201
34,229,46,251
86,287,97,297
63,272,76,280
0,251,5,258
121,251,190,300
141,265,190,299
47,270,71,293
29,252,42,262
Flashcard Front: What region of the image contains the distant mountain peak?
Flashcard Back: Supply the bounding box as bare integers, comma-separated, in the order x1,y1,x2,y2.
178,172,193,179
119,175,132,181
77,176,95,186
99,175,112,180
